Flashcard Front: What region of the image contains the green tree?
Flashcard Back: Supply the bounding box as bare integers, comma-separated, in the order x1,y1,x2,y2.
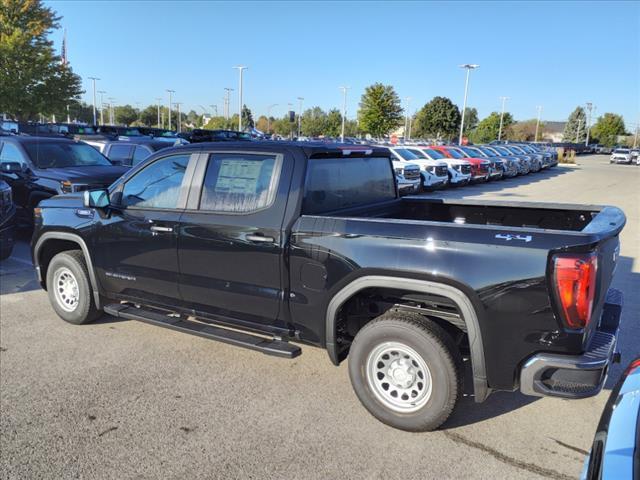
358,83,403,137
186,109,202,128
272,114,294,137
591,113,626,147
563,106,588,143
412,96,461,140
0,0,83,120
325,108,343,137
241,105,254,129
508,119,544,142
114,104,138,126
301,106,328,137
138,105,158,126
462,107,478,135
470,112,514,143
255,115,269,133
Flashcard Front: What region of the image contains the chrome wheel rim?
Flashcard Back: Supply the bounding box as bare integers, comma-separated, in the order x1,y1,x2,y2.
366,342,433,412
53,267,79,312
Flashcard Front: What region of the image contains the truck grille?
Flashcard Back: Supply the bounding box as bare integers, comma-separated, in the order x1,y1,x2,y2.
403,168,420,181
479,163,489,174
436,166,448,177
460,165,471,175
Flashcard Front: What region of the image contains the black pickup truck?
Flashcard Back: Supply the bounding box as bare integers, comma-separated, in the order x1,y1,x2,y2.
31,142,625,431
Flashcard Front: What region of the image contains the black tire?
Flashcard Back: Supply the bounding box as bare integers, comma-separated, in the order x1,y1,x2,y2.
46,250,101,325
348,311,462,432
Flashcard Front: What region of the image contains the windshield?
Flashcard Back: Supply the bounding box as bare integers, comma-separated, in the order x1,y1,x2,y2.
479,147,497,157
444,148,464,159
23,141,113,168
407,149,428,159
461,147,484,158
393,148,419,160
495,147,512,156
508,146,525,154
423,148,446,159
614,149,629,153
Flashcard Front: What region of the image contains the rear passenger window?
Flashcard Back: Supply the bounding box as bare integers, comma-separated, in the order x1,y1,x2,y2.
199,153,280,213
108,145,133,165
132,145,151,165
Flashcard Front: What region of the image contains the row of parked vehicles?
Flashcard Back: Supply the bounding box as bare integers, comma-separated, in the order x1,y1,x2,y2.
388,142,559,195
609,147,640,165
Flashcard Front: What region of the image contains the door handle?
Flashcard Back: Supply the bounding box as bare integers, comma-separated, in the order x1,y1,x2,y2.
150,225,173,233
246,234,275,243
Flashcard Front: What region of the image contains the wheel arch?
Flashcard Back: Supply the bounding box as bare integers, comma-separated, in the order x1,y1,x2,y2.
33,232,102,309
325,275,489,402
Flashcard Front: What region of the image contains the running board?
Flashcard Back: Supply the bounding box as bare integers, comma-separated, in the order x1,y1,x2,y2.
103,304,301,359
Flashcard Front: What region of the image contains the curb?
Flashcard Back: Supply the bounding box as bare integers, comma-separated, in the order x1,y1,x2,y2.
557,163,580,168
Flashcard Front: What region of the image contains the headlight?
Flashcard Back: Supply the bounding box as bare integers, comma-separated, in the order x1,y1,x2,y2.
394,167,403,175
59,180,73,193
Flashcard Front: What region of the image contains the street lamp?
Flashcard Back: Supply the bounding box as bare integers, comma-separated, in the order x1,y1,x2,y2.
297,97,304,137
166,89,175,130
497,96,510,141
175,102,182,133
404,97,412,141
339,86,350,142
107,97,116,125
534,105,543,142
88,76,100,125
98,90,106,125
233,66,248,131
585,102,594,146
223,88,234,119
458,64,479,144
267,103,278,133
155,97,162,127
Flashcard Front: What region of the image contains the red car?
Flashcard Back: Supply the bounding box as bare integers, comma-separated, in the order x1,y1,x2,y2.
431,145,490,182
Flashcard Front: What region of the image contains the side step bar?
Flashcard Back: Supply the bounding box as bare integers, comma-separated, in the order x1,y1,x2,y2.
103,304,301,359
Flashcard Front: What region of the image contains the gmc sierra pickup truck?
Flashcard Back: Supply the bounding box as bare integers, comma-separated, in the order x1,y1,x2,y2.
31,142,626,431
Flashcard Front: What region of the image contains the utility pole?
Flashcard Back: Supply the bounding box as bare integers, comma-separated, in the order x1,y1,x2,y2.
408,109,414,139
108,97,115,125
534,105,543,142
633,120,639,149
166,89,174,130
297,97,304,137
458,64,479,144
97,90,106,125
175,102,182,133
224,88,234,119
267,104,278,133
88,76,100,125
576,117,582,143
233,66,248,131
155,97,162,127
497,96,510,141
404,97,411,141
339,86,350,142
585,102,593,146
66,104,70,123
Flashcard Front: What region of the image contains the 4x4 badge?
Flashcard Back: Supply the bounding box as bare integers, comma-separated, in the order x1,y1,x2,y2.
495,233,532,243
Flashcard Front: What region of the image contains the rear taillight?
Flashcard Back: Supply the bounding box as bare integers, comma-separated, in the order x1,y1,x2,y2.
625,358,640,376
552,252,597,329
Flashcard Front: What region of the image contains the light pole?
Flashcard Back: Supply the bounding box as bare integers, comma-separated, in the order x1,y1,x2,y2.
166,89,174,130
339,86,350,142
458,64,479,144
404,97,412,141
97,90,106,125
633,121,639,149
233,66,248,131
585,102,593,146
88,76,100,125
267,104,278,133
297,97,304,137
287,102,294,139
155,97,162,127
534,105,543,142
576,117,582,143
175,102,182,133
108,97,116,125
66,104,70,123
224,88,234,119
497,96,509,141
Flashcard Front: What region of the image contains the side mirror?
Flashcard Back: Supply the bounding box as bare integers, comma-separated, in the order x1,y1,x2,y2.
83,189,110,209
0,161,23,173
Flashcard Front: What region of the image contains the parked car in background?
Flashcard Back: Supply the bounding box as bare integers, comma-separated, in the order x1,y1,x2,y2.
409,146,472,186
432,145,490,182
610,148,633,164
392,146,450,189
473,146,518,178
488,145,530,174
503,145,542,172
180,129,252,143
388,147,447,190
581,357,640,479
392,161,422,195
0,120,19,135
83,137,179,167
629,149,639,165
0,136,128,225
458,146,504,180
0,179,16,260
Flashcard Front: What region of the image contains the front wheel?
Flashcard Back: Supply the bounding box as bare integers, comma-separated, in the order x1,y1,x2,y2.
348,311,462,431
46,250,101,325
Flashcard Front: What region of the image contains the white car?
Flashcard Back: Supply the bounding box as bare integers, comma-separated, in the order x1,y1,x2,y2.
406,146,472,186
388,147,448,190
610,148,633,164
392,160,422,195
630,149,639,165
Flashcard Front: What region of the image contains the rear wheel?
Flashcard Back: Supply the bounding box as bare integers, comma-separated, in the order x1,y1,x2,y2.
348,311,462,431
46,250,101,325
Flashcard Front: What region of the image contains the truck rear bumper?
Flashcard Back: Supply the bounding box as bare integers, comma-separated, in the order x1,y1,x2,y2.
520,288,623,399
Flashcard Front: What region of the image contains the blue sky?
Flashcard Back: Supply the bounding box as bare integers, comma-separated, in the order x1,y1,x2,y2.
48,0,639,126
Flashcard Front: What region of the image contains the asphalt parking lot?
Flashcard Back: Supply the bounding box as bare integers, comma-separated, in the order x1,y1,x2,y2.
1,155,638,480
